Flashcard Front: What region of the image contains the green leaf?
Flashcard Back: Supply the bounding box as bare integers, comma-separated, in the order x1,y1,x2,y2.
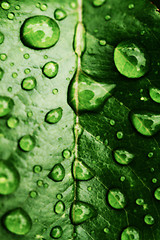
1,0,160,239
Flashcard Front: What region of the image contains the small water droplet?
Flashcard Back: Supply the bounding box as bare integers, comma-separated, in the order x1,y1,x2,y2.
12,72,18,78
62,149,71,159
0,96,14,117
93,0,106,7
104,227,109,233
37,180,43,187
50,226,63,239
0,160,20,195
154,187,160,200
40,4,48,11
33,165,42,173
44,183,49,188
87,186,92,191
23,53,30,59
0,53,7,61
107,188,126,209
116,131,123,139
52,88,58,95
120,176,125,182
136,198,144,206
20,16,60,49
15,5,20,10
110,119,115,126
114,40,149,78
1,1,10,10
114,149,134,165
70,201,96,225
7,12,15,20
29,190,38,198
130,112,160,136
121,227,140,240
56,193,63,200
0,32,4,44
7,116,19,128
144,214,154,225
148,152,153,158
104,138,109,146
149,87,160,103
48,163,65,182
24,68,31,74
54,9,67,21
42,61,58,78
7,87,12,92
105,15,111,21
3,208,32,235
128,3,135,9
72,160,93,181
19,135,35,152
21,76,36,91
45,107,63,124
152,178,157,183
99,39,106,46
54,200,65,214
70,2,77,9
27,111,33,118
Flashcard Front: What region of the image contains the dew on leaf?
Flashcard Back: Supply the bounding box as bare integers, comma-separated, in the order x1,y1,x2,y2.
149,87,160,103
93,0,106,7
121,227,140,240
62,149,71,158
105,15,111,21
12,72,18,78
23,53,30,59
116,131,123,139
7,12,15,20
37,180,43,187
33,165,42,173
99,40,106,46
24,68,31,74
152,178,157,183
54,200,65,214
52,88,58,95
21,76,36,91
19,135,35,152
44,183,49,188
54,9,67,21
40,4,48,11
20,16,60,49
128,3,135,9
42,61,58,78
1,1,10,10
15,5,20,10
73,22,86,56
114,149,134,165
70,2,77,9
0,68,4,80
107,188,126,209
48,163,65,182
7,87,12,92
50,226,62,239
68,72,116,113
0,53,7,61
154,187,160,200
110,119,115,126
0,160,20,195
136,198,144,206
56,193,63,200
130,112,160,136
45,107,63,124
148,152,153,158
104,138,109,146
70,201,96,225
114,40,149,78
29,190,38,198
144,214,155,225
72,160,93,181
7,116,19,128
104,227,109,233
87,186,92,191
27,111,33,118
3,208,32,235
120,176,126,182
0,96,14,117
0,32,4,44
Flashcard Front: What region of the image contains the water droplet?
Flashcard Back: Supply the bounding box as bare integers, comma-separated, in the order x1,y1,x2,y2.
149,87,160,103
15,5,20,10
50,226,62,239
23,53,30,59
37,180,43,187
62,149,71,159
154,187,160,200
56,193,63,200
114,149,134,165
42,61,58,78
7,116,19,128
74,123,83,138
29,190,38,198
107,188,126,209
44,183,48,188
27,111,33,118
48,163,65,182
0,68,4,80
144,214,154,225
99,40,106,46
110,119,115,126
52,88,58,95
105,15,111,21
121,227,140,240
104,227,109,233
73,22,86,56
148,152,153,158
72,160,93,181
130,112,160,136
93,0,106,7
120,176,125,182
21,76,36,91
33,165,42,173
3,208,32,235
40,4,48,11
68,72,116,113
104,138,109,146
116,131,123,139
12,72,18,78
0,53,7,61
114,40,149,78
20,16,60,49
0,160,20,195
7,12,15,20
1,1,10,10
24,68,31,74
54,201,65,214
136,198,144,206
19,135,35,152
45,107,63,124
54,9,67,21
152,178,157,183
0,96,14,117
7,87,12,92
128,3,135,9
70,201,96,225
0,32,4,44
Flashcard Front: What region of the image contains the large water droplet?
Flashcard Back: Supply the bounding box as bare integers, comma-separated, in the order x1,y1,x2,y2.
0,160,20,195
19,135,35,152
70,201,96,225
107,188,126,209
3,208,32,235
54,9,67,21
50,226,62,239
121,227,140,240
21,77,36,91
0,96,14,117
149,87,160,103
7,116,19,128
54,200,65,214
45,107,63,124
130,112,160,136
114,40,149,78
93,0,106,7
68,72,116,113
154,187,160,200
1,1,10,10
72,160,93,181
113,149,134,165
48,163,65,182
62,149,71,158
144,214,154,225
42,61,58,78
20,16,60,49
